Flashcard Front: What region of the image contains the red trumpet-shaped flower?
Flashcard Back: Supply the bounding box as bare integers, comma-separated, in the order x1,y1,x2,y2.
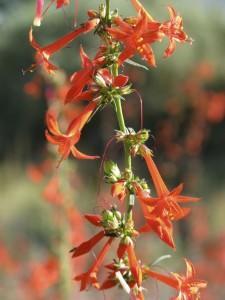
29,17,99,73
144,259,207,300
135,145,199,248
72,208,138,291
171,259,207,300
45,101,99,166
161,6,192,57
108,11,162,67
65,47,106,103
69,68,130,108
74,237,113,290
71,211,117,290
101,242,144,300
33,0,70,26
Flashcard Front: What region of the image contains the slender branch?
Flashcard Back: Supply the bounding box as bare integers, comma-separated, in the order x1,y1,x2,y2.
105,0,133,219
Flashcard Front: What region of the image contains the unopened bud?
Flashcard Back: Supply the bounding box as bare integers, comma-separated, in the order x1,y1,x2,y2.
137,129,150,143
104,160,121,183
95,73,107,88
87,10,99,18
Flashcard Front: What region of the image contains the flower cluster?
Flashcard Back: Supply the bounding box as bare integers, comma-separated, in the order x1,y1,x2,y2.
30,0,207,299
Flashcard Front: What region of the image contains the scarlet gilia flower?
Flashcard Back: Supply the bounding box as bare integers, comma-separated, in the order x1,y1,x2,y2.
111,179,127,202
29,17,99,73
171,259,207,300
135,145,199,248
68,68,131,107
108,11,162,67
71,207,137,290
45,101,99,166
71,210,117,290
65,46,105,103
144,259,207,300
75,237,113,290
161,6,192,57
101,243,144,300
33,0,70,26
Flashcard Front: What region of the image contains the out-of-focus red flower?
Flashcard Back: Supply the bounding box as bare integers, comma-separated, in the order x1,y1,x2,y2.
161,6,191,57
42,175,64,205
27,160,52,183
33,0,44,27
33,0,70,26
45,101,100,166
206,92,225,123
0,242,18,273
24,257,59,298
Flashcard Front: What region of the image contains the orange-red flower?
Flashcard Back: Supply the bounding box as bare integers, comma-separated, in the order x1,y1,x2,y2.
74,237,113,290
45,101,99,166
171,259,207,300
33,0,70,26
101,242,144,299
161,6,191,57
135,145,199,248
144,259,207,300
111,179,127,202
70,213,112,290
108,12,162,67
29,18,99,73
65,47,105,103
71,213,114,290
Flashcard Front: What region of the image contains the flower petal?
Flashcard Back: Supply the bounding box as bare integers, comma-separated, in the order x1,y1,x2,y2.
84,214,102,226
71,230,105,258
113,75,129,87
33,0,44,27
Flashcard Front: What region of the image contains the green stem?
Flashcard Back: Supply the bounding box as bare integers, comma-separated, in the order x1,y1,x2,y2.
105,0,133,219
106,0,110,23
112,64,132,171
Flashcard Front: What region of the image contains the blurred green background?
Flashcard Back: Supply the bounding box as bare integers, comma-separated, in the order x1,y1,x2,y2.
0,0,225,299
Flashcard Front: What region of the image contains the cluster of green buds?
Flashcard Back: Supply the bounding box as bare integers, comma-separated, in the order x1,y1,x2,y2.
101,206,136,238
115,128,150,156
94,71,133,107
104,160,149,195
104,160,121,183
101,206,123,237
91,3,118,35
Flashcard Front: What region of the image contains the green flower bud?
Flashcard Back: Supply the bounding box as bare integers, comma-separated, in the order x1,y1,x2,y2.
104,160,121,183
137,129,150,143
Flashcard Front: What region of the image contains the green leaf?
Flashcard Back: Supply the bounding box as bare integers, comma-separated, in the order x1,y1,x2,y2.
151,254,172,266
125,59,149,71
